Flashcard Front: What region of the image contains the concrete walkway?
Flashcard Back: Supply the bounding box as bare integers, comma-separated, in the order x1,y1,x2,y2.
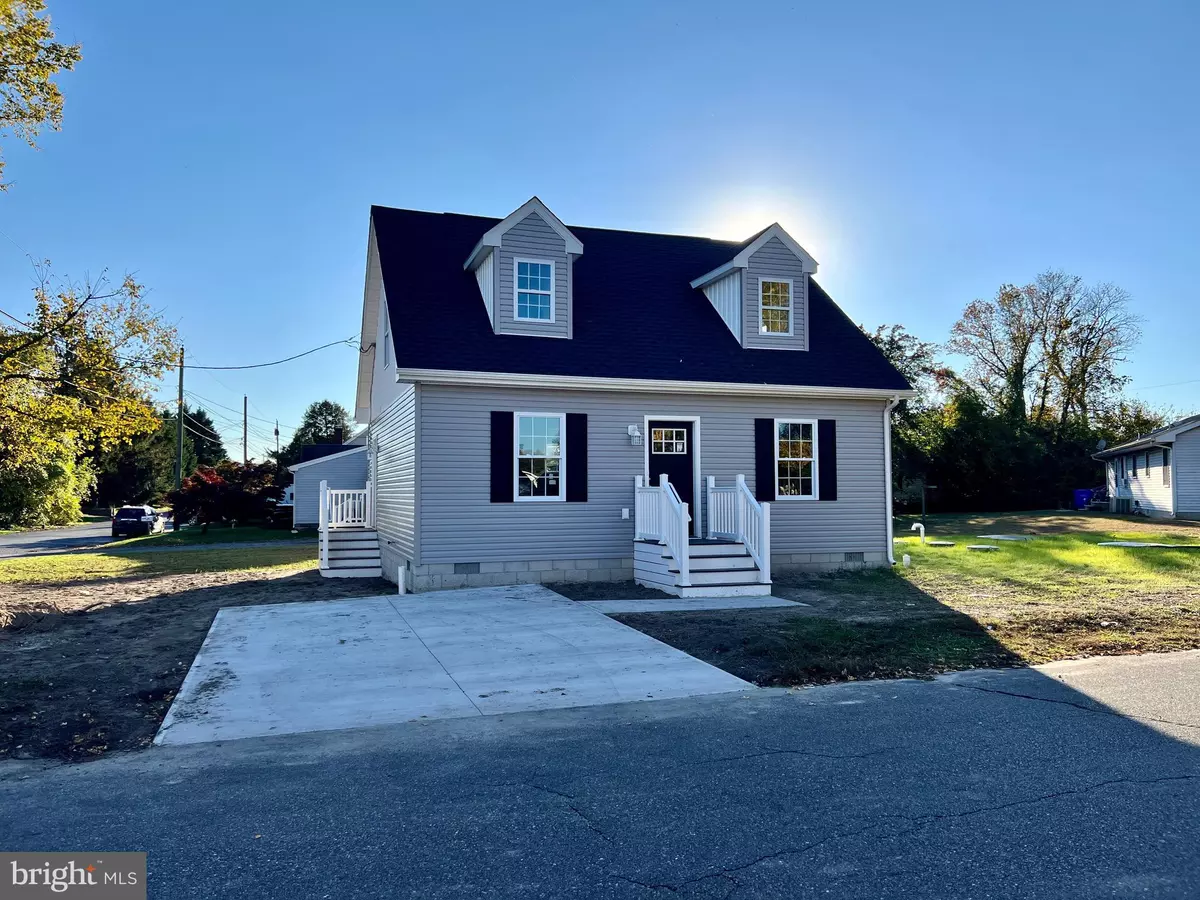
155,585,752,746
581,596,806,613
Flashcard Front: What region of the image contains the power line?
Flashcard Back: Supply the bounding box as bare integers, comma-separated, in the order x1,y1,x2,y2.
184,336,359,370
1137,377,1200,391
183,389,298,431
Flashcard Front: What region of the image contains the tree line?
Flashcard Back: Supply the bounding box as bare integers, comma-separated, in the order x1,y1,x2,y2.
867,270,1179,513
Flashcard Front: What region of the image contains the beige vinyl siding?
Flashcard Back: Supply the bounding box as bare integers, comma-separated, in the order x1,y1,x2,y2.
742,237,809,351
417,385,887,565
1176,429,1200,516
1126,447,1174,517
496,213,570,338
291,449,368,526
373,385,418,570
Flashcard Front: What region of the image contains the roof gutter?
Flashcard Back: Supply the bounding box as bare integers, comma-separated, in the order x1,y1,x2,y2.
393,367,917,402
884,395,901,565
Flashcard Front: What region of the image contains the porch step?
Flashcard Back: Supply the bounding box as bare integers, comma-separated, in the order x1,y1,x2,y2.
321,566,383,579
685,543,750,558
668,567,763,586
321,527,381,578
682,554,757,572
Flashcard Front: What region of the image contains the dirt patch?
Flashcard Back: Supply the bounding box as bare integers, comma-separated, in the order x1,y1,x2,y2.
546,580,673,602
0,569,390,762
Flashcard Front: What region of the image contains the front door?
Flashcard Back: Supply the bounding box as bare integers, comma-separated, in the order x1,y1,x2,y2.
647,420,696,533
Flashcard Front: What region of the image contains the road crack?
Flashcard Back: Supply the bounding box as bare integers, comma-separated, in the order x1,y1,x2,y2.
956,683,1200,730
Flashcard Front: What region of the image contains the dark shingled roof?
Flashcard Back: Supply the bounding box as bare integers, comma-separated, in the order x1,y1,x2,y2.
371,206,911,392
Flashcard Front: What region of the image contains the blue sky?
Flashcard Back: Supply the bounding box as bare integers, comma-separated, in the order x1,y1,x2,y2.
2,0,1197,455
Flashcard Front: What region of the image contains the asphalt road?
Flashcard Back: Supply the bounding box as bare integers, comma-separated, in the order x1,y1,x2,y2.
2,653,1199,899
0,521,112,559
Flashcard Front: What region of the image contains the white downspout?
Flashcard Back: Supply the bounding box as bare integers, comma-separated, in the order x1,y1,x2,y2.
884,396,901,565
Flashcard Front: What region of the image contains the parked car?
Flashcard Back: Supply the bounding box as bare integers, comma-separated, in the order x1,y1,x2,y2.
112,505,167,538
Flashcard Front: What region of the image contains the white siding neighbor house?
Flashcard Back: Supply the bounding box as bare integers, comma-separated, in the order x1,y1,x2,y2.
319,196,914,591
1095,414,1200,519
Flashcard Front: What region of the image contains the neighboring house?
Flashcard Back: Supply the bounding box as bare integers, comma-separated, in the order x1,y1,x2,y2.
1095,414,1200,519
325,196,913,592
288,444,369,527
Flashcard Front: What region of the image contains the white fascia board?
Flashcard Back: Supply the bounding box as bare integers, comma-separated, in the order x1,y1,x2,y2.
393,367,916,401
463,196,583,270
287,445,368,473
354,220,382,422
690,223,820,289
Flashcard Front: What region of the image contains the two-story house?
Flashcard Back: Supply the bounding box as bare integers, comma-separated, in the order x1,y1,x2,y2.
320,197,913,595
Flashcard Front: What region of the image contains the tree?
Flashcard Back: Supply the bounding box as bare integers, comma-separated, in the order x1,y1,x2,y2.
272,399,352,468
0,265,178,524
92,413,196,508
179,404,227,465
0,0,82,190
948,284,1042,421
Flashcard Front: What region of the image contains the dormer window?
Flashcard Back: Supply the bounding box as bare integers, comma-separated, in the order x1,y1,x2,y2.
515,259,555,322
759,278,793,335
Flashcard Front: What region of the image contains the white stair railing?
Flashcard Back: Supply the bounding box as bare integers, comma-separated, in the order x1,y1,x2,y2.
327,488,369,527
659,475,691,587
705,476,739,540
632,474,691,586
735,474,771,584
318,479,329,570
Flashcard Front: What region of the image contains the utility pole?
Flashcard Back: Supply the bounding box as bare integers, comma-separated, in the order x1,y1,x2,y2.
174,346,184,531
243,395,249,465
275,420,280,455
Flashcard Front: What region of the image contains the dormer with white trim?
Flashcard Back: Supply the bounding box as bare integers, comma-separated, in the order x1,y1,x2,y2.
690,223,819,351
464,197,583,339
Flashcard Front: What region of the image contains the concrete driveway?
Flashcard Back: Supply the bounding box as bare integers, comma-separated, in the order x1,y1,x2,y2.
155,585,752,745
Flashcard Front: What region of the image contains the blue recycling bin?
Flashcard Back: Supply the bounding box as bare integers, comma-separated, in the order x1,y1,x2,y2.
1073,488,1094,510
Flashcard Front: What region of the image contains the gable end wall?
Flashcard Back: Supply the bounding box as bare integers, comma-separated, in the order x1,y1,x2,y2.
743,237,809,351
496,213,570,338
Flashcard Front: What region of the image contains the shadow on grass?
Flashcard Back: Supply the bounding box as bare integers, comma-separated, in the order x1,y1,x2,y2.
0,569,391,761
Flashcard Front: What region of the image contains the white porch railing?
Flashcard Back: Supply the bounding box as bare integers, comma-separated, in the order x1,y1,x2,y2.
318,479,373,570
634,474,691,586
705,474,771,584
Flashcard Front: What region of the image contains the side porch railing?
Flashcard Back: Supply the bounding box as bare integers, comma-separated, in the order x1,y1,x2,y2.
318,478,373,569
705,474,771,583
634,474,691,586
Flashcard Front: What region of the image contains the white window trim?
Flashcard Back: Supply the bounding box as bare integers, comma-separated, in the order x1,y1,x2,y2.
774,417,818,500
513,257,556,324
651,427,688,454
514,411,566,503
758,276,795,337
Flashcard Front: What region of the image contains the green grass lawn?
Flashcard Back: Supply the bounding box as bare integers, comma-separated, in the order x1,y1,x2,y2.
0,545,318,584
106,524,314,548
620,511,1200,687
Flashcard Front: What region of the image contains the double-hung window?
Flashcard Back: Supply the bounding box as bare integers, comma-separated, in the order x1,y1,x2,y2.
759,278,793,335
516,413,564,500
776,419,817,498
515,259,554,322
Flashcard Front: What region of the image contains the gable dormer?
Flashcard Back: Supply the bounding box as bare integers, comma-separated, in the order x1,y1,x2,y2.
464,197,583,339
690,223,819,351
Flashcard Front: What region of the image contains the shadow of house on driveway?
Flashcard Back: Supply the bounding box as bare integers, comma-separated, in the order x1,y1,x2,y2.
0,570,391,761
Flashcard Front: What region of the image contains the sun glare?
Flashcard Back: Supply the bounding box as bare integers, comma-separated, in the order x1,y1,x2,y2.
692,190,831,266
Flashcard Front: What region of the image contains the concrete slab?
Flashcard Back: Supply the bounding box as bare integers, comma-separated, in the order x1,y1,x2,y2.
155,585,752,746
580,596,806,613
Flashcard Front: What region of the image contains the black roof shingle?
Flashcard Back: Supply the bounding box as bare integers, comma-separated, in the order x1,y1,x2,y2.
371,206,911,393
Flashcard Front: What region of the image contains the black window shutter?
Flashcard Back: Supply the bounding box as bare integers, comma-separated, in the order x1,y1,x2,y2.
754,418,776,502
818,419,838,501
490,411,514,503
566,413,588,502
